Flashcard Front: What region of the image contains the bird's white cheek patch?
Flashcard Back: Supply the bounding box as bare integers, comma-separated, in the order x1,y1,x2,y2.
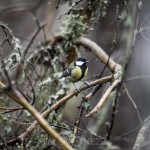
76,61,84,66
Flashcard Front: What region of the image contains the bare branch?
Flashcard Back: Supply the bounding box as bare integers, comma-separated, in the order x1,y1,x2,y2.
0,76,112,148
0,81,74,150
123,83,142,123
85,79,120,117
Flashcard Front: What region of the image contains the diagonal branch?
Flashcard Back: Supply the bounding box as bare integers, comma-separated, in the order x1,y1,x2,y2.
85,79,120,117
0,76,112,148
0,81,74,150
123,83,142,123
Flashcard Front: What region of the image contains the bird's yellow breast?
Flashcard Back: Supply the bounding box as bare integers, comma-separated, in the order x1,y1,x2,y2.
67,66,88,82
68,66,82,82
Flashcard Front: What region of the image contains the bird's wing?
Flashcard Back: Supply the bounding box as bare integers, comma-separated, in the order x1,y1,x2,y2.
60,68,73,78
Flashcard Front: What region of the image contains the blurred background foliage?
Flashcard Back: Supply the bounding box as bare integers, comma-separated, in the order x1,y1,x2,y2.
0,0,150,149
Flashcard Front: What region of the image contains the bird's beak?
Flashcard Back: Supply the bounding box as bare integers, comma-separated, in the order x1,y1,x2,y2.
86,60,89,63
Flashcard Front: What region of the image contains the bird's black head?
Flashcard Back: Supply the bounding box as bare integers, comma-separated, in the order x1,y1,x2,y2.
74,57,89,66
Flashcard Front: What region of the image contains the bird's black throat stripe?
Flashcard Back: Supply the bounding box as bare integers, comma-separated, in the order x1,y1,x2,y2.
78,64,87,81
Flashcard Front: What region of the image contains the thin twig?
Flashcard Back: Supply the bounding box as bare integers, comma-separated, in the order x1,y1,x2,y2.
0,42,12,85
0,135,9,150
24,71,35,105
23,23,46,57
0,23,14,49
0,107,23,115
106,85,120,140
71,97,85,144
123,83,142,123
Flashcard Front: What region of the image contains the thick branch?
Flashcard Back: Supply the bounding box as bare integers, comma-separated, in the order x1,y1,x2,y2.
0,82,74,150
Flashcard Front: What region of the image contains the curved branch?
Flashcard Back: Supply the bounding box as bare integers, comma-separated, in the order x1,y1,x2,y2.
76,37,117,72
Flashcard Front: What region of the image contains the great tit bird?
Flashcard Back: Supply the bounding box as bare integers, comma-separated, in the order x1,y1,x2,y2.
60,57,89,83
